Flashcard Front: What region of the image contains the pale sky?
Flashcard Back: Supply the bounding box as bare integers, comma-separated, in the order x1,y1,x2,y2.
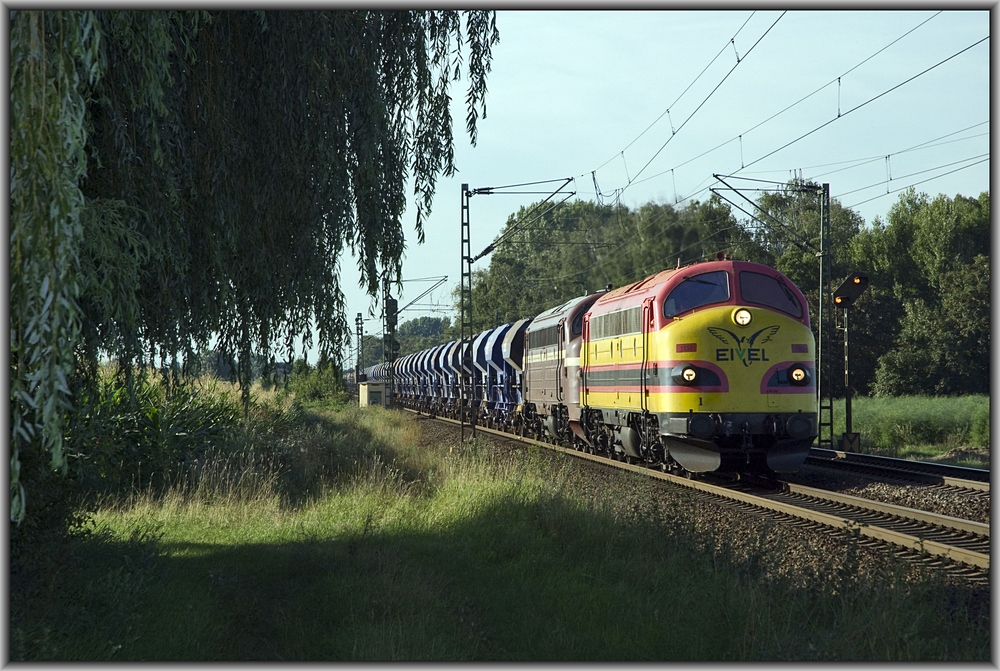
337,9,991,365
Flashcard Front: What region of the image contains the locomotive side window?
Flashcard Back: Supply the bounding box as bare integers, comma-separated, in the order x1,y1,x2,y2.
528,325,560,349
663,271,730,318
739,271,803,318
591,306,642,339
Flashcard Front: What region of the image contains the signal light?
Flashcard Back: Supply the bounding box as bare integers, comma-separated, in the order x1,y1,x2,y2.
833,272,869,307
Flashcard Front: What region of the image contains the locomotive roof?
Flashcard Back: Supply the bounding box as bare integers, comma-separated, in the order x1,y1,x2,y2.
593,259,789,309
528,292,602,330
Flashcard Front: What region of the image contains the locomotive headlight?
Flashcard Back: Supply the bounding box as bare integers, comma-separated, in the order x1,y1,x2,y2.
788,365,810,386
733,308,752,327
672,364,698,386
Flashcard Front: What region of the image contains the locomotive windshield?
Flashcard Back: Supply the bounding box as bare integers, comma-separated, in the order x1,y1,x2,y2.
663,271,730,318
739,271,803,318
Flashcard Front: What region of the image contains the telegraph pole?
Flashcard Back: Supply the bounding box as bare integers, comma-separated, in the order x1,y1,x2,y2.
459,178,576,443
355,312,363,385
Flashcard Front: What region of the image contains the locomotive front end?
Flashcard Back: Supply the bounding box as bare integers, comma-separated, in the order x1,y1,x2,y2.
650,261,817,473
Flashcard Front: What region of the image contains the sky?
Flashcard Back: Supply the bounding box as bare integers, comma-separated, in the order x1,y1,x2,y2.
339,9,991,367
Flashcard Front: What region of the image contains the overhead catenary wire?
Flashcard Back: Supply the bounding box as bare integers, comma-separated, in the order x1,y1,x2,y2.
591,10,760,175
470,17,982,314
628,11,947,192
734,35,988,175
836,153,988,199
619,12,788,196
470,177,576,262
845,157,989,210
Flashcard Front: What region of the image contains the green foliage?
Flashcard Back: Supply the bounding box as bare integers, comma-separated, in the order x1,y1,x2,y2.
287,360,346,404
10,9,500,522
864,193,990,396
357,335,386,370
834,395,990,452
10,10,103,523
397,316,452,355
14,405,989,660
729,179,862,292
72,373,243,493
78,9,500,379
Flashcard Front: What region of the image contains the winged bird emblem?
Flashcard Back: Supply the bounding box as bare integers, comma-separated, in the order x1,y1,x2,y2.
707,325,780,366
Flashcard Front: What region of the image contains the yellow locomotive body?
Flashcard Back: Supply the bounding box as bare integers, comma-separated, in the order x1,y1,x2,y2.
581,259,817,473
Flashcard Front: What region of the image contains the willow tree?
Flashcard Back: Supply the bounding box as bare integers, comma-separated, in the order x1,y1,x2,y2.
10,10,499,522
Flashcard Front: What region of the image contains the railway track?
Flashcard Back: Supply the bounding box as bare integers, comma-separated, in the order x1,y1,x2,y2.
406,409,989,582
805,447,989,494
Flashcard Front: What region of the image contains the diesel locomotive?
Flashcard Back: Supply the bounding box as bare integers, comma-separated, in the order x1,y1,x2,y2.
364,258,818,475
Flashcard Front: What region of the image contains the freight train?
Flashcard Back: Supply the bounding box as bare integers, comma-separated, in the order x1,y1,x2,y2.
363,258,817,475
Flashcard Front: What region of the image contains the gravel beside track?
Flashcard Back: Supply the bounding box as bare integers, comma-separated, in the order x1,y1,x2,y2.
410,415,989,607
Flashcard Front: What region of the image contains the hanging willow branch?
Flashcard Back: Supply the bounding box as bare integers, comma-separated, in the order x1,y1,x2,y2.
10,11,102,523
9,9,500,522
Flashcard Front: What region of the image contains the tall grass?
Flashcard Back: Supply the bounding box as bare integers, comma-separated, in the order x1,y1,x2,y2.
832,395,990,457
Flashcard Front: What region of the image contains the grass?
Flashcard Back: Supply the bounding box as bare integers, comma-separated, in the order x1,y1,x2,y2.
831,395,989,468
10,384,991,661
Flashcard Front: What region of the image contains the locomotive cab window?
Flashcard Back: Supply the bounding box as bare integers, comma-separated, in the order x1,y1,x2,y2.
663,271,730,318
739,271,803,318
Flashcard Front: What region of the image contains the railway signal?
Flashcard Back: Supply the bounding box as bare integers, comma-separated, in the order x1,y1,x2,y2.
833,272,869,307
835,272,870,451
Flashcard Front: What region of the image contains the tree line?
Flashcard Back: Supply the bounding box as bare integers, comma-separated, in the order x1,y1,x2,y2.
384,184,988,400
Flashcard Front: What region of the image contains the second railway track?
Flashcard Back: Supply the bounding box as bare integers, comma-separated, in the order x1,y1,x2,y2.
805,447,990,492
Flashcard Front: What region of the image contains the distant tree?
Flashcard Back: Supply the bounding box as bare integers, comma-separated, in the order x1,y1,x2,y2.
396,316,452,354
357,335,386,371
851,190,989,396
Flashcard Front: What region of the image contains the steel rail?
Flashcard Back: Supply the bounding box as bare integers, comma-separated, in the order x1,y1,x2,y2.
407,410,989,570
780,481,989,537
806,449,990,492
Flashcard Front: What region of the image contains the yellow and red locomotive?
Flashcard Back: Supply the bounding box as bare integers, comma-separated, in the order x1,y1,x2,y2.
578,258,816,473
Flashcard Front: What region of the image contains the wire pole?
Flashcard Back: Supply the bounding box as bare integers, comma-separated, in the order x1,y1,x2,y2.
816,183,833,450
460,184,474,442
355,312,363,381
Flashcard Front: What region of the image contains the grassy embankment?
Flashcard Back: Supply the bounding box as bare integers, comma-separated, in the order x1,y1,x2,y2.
10,384,989,661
